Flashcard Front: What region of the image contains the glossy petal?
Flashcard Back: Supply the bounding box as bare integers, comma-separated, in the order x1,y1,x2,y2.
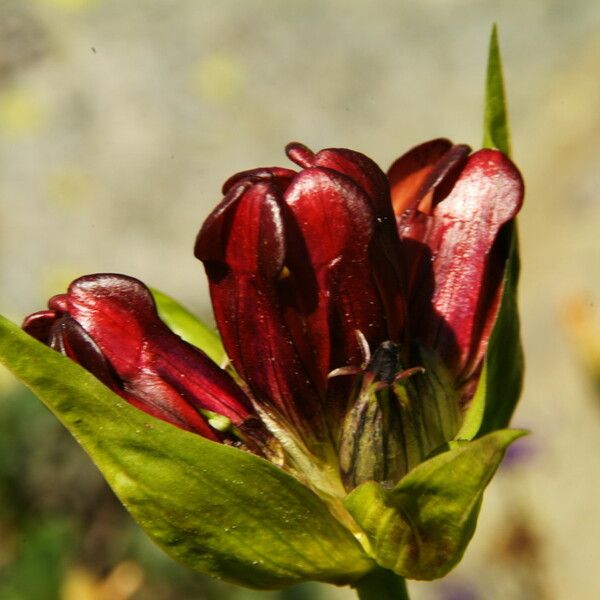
308,146,407,342
283,165,387,378
394,149,524,383
22,309,59,342
222,166,296,195
48,315,122,391
388,139,470,217
195,180,326,440
25,274,265,449
309,146,391,216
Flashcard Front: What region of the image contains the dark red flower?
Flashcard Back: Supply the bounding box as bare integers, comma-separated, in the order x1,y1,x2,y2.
22,274,275,458
195,144,404,454
388,139,523,390
195,139,523,486
23,139,523,492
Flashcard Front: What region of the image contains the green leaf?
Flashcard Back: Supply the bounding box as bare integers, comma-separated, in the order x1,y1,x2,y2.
0,315,372,588
459,26,523,439
151,288,225,364
482,24,511,155
344,429,526,581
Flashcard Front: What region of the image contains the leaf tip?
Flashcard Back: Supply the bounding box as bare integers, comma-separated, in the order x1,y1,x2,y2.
483,23,511,156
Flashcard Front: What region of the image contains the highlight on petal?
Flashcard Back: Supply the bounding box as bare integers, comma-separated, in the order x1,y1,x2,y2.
308,146,407,341
388,138,471,216
283,165,387,382
222,166,296,195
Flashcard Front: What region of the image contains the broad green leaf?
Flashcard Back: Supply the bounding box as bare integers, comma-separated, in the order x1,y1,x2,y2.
151,288,225,364
344,429,526,580
482,24,510,155
459,26,523,439
0,315,372,588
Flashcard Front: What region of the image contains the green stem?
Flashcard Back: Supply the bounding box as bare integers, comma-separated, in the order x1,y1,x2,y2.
352,567,410,600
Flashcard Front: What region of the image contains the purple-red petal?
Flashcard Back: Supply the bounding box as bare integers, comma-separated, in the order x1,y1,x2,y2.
388,138,471,217
64,275,254,423
222,166,296,195
48,315,122,391
25,274,262,444
283,167,388,375
309,147,408,341
396,148,524,381
195,181,326,438
22,310,58,342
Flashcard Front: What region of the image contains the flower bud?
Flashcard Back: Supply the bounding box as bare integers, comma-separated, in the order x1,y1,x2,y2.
23,274,276,458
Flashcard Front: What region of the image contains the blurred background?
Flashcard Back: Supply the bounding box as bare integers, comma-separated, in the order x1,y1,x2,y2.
1,1,599,598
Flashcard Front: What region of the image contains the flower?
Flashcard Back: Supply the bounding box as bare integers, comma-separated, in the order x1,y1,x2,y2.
388,139,523,392
22,274,276,459
23,139,523,497
195,139,523,491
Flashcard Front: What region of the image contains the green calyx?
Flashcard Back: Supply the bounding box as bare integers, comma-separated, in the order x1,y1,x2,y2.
345,429,527,580
338,347,462,492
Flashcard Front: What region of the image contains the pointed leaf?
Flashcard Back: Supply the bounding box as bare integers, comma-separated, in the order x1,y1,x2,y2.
151,288,225,365
483,24,510,155
344,429,526,580
459,26,523,438
0,315,373,588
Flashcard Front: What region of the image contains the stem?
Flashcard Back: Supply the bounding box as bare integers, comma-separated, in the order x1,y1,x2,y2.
352,567,410,600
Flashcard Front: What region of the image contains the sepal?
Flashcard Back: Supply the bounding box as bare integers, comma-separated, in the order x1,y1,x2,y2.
344,429,526,580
